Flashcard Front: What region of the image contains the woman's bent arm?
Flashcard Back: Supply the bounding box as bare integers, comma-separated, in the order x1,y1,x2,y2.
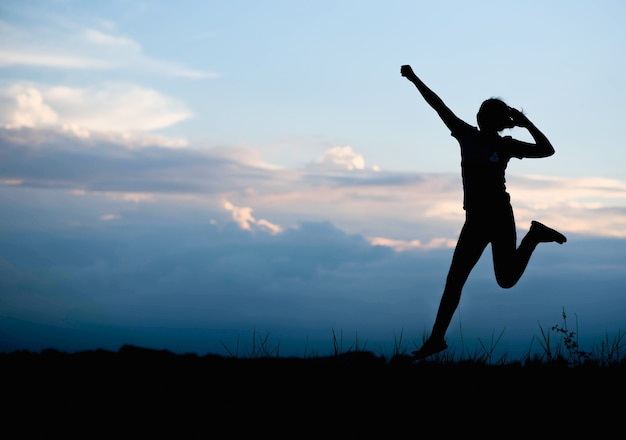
510,108,555,158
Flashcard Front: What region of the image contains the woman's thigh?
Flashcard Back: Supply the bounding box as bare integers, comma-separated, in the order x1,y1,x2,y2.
489,204,520,282
446,218,490,286
489,203,517,258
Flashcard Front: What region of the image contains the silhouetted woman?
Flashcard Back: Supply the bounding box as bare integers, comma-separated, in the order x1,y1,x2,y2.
400,65,566,359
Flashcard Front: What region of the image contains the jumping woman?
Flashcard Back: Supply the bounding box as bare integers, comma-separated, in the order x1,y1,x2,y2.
400,64,567,360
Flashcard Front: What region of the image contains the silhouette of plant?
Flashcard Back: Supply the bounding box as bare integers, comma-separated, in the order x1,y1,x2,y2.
391,328,408,357
595,330,625,367
551,307,591,367
220,327,280,358
534,321,558,363
474,328,509,365
214,309,625,367
331,328,367,356
220,335,240,358
438,319,507,365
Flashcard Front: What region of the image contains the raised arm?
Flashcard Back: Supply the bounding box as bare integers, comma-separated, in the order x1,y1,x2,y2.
509,108,555,158
400,65,464,132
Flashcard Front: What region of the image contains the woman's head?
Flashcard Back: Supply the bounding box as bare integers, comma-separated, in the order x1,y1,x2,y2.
477,98,514,133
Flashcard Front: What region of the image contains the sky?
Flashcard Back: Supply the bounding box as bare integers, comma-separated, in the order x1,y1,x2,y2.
1,0,625,361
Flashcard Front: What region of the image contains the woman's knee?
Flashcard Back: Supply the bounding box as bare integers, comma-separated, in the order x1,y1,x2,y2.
495,273,517,289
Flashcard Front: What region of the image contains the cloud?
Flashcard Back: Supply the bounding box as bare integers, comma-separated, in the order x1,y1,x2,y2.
2,87,58,128
311,146,380,172
0,127,279,199
82,28,139,49
368,236,457,252
1,127,626,242
0,20,216,79
0,83,191,134
100,214,120,221
0,50,110,70
319,146,365,170
506,175,626,238
103,192,155,203
0,179,23,185
224,200,283,234
1,213,624,357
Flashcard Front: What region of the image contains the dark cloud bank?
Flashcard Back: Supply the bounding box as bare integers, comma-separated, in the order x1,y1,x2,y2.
1,215,624,360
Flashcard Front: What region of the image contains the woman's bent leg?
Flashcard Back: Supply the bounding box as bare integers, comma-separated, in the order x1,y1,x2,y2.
492,206,566,289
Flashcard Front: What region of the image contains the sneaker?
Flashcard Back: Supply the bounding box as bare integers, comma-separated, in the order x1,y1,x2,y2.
530,221,567,244
411,339,448,360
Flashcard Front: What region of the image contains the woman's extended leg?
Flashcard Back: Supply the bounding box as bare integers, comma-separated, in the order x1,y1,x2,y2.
413,217,489,359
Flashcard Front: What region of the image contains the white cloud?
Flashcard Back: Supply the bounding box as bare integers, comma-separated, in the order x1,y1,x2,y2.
208,144,284,170
100,214,120,221
506,175,626,238
368,236,457,252
312,146,380,172
0,50,111,69
223,201,253,230
46,84,190,132
0,179,23,185
3,87,58,128
256,218,284,235
321,146,365,170
224,200,283,234
1,83,191,135
0,21,216,79
82,28,140,49
104,192,155,203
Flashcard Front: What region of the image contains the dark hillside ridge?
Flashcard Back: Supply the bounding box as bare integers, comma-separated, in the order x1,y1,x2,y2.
3,344,623,435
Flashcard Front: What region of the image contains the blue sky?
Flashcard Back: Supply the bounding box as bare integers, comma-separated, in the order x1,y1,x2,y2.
1,0,625,360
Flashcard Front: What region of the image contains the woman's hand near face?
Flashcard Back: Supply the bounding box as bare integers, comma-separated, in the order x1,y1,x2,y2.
509,107,530,128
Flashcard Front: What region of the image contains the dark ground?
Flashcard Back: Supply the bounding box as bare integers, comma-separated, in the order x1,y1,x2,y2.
3,344,623,437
